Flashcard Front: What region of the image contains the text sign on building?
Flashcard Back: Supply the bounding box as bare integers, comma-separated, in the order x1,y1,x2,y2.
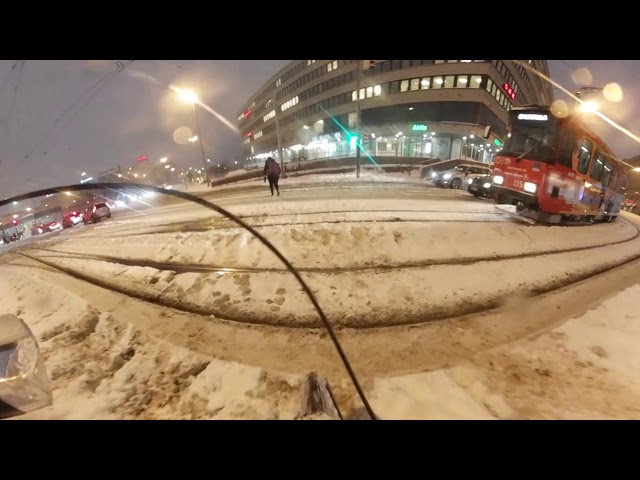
411,123,428,132
517,113,548,121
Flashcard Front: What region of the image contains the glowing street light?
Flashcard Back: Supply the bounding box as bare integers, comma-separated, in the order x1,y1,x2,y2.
160,157,168,163
81,171,86,176
580,101,598,113
177,88,199,104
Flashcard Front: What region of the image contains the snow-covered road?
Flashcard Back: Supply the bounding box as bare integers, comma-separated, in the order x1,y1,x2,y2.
4,172,640,419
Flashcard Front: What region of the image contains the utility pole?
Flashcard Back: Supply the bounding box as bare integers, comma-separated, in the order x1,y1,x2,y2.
192,103,210,185
273,91,286,178
355,60,373,178
355,60,362,178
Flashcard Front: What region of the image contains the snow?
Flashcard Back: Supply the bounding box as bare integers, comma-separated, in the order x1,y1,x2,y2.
28,209,640,328
5,177,640,419
0,266,306,420
8,263,640,419
369,283,640,419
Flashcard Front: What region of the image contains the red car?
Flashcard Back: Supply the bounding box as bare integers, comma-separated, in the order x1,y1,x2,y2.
62,211,84,229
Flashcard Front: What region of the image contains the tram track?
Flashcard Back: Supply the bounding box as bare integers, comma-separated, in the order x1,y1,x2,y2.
12,220,640,330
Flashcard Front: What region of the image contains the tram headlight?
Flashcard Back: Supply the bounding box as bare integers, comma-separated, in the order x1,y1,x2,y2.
524,181,537,193
493,175,504,185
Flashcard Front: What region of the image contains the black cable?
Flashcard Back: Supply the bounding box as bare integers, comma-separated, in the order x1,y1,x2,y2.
0,182,378,420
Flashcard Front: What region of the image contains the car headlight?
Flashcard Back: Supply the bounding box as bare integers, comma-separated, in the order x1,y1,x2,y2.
468,178,474,184
493,175,504,185
483,183,491,188
443,173,452,179
431,172,437,178
524,181,537,193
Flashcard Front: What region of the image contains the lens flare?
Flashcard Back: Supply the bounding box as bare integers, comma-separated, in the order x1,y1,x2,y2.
603,82,623,102
551,99,570,118
571,67,593,86
173,126,194,145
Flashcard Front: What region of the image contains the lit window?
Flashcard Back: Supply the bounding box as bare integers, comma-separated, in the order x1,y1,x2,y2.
242,138,250,145
359,88,365,100
307,60,316,66
254,131,263,139
410,78,420,91
400,80,409,92
352,90,358,101
366,86,373,98
280,95,299,112
446,60,458,63
327,60,339,72
333,60,338,70
470,75,482,88
444,75,455,88
237,113,244,122
461,60,472,63
263,110,275,122
435,60,445,64
486,78,493,93
373,85,382,96
276,79,282,87
433,76,443,89
421,77,430,89
456,75,468,88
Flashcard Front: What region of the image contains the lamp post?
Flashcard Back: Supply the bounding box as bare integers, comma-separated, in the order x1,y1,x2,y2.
177,89,210,186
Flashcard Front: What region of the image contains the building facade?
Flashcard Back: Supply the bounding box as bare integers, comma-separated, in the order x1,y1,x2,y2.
238,60,553,167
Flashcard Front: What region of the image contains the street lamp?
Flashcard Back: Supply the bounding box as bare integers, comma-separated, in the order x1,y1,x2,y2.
160,157,168,163
177,88,210,185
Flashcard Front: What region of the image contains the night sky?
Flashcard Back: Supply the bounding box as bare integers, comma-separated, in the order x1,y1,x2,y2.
0,60,638,197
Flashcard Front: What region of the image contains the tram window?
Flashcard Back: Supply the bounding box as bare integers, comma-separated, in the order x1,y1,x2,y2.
557,127,576,168
577,139,593,174
601,160,613,187
589,151,606,182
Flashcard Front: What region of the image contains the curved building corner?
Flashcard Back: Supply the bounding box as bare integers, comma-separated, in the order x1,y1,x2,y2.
237,60,553,167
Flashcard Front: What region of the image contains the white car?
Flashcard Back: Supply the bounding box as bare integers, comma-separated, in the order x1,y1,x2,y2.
431,165,492,189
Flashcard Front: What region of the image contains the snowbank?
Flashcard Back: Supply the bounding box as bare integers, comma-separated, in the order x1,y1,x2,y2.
44,215,637,271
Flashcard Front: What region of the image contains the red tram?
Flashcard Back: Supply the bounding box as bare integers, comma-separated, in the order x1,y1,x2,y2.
492,105,628,224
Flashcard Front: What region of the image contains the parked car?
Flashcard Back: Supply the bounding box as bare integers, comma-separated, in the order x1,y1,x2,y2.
83,202,111,224
430,164,492,189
